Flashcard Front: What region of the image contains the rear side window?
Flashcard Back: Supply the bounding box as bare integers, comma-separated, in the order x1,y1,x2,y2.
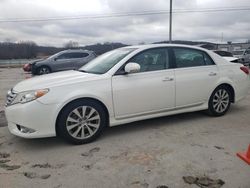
173,48,214,68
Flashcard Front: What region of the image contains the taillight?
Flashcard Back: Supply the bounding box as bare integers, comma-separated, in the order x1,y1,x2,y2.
240,66,249,75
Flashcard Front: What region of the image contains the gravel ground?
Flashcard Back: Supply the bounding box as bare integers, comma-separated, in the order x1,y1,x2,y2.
0,68,250,188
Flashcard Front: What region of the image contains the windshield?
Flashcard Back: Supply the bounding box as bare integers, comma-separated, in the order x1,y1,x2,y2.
79,48,136,74
232,50,244,55
47,51,62,59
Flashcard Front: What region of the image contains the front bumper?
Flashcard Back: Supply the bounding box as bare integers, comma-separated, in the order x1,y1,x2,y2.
5,100,57,138
31,64,36,75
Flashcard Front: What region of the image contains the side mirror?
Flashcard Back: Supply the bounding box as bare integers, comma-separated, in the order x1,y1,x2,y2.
54,57,58,61
124,62,140,74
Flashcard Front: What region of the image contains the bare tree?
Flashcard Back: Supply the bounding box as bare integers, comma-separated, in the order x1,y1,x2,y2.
64,41,79,49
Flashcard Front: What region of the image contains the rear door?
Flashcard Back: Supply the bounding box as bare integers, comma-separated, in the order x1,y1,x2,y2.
173,47,219,107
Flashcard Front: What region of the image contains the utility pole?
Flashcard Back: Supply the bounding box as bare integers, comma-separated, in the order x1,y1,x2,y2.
169,0,173,43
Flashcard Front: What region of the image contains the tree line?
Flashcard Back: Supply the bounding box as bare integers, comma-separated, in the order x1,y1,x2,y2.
0,40,218,60
0,41,127,59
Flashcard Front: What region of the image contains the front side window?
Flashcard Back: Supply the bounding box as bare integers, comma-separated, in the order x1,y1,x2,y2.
174,48,214,68
57,53,72,60
71,52,89,58
128,48,169,73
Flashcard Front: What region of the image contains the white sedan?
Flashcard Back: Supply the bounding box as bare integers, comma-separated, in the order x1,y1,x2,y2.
5,44,250,144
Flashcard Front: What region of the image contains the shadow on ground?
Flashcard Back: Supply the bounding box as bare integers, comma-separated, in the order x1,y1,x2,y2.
1,104,247,150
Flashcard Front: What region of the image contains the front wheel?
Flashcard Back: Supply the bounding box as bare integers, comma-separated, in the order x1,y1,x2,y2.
37,66,51,75
57,100,107,144
207,86,231,116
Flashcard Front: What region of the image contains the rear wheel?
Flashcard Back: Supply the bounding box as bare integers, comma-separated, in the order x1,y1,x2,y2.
207,86,231,116
57,100,107,144
37,66,51,75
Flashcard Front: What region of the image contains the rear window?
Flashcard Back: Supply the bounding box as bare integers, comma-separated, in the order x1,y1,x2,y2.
214,51,233,57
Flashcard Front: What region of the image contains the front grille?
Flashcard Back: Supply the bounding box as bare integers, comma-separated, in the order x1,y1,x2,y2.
6,89,17,106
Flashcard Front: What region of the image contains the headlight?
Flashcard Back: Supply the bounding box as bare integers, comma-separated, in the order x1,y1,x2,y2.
12,89,49,104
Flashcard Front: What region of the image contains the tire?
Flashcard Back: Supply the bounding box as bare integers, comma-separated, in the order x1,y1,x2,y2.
207,86,231,116
37,66,51,75
57,100,107,144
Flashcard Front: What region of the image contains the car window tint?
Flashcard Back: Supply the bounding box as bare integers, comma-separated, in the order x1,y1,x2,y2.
57,52,89,59
57,53,72,59
215,51,233,57
80,48,136,74
70,52,89,58
129,48,169,72
174,48,214,68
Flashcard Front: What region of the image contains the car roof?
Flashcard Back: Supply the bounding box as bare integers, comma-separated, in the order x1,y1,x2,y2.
214,50,231,52
61,49,93,53
122,43,210,52
121,43,230,65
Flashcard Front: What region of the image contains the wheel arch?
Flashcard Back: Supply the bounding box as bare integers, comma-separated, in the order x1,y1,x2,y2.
36,64,52,74
212,83,235,103
55,97,110,136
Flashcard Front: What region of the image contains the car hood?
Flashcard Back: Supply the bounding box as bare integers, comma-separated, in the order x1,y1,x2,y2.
13,70,100,92
30,58,45,65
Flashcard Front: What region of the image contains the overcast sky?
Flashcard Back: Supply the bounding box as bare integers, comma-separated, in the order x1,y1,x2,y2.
0,0,250,47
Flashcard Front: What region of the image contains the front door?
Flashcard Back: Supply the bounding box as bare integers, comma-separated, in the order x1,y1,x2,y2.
112,48,175,119
53,52,76,71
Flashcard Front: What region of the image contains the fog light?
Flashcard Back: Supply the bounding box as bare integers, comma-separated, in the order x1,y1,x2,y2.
16,125,35,133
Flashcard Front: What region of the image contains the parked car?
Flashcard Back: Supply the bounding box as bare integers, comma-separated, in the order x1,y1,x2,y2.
213,50,233,57
30,49,96,75
5,44,249,144
232,49,250,65
23,59,44,72
213,50,239,63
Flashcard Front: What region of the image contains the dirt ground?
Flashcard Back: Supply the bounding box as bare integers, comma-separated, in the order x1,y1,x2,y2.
0,68,250,188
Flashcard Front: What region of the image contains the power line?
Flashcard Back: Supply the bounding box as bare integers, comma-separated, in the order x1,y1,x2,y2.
0,6,250,23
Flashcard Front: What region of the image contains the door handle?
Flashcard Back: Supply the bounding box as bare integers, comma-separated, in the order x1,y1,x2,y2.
209,72,217,76
162,77,174,81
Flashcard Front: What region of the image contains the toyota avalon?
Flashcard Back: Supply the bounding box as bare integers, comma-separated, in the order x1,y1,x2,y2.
5,44,249,144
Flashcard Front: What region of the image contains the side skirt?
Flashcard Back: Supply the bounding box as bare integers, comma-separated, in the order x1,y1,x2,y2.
109,102,208,127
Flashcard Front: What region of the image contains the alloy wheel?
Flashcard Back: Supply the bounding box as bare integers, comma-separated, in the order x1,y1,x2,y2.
39,67,50,74
212,89,230,113
66,106,100,139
